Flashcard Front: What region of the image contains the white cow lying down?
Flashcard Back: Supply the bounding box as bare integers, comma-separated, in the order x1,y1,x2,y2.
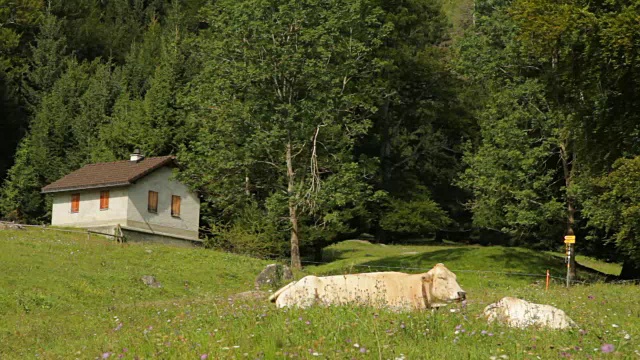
269,263,466,311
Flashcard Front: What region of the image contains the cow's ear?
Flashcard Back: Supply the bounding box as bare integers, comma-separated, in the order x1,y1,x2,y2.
421,273,433,283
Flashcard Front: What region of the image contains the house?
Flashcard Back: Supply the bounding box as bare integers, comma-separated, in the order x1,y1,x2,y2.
41,151,200,245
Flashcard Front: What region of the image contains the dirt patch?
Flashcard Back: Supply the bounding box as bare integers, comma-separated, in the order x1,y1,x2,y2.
228,290,270,302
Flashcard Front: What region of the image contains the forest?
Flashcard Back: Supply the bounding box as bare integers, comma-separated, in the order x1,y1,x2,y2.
0,0,638,278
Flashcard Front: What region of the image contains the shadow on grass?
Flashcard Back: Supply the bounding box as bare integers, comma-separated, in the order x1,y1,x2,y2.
318,248,475,274
316,245,610,281
486,248,610,280
319,248,360,263
485,248,561,275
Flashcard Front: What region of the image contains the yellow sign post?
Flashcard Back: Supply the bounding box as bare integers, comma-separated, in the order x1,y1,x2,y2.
564,235,576,287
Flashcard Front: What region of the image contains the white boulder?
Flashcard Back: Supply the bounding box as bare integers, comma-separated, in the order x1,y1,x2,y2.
484,297,577,329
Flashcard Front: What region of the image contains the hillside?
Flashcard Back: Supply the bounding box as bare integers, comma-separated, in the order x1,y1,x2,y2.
1,229,637,359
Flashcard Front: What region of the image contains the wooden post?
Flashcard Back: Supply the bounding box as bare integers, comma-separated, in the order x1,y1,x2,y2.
546,269,550,291
116,224,124,244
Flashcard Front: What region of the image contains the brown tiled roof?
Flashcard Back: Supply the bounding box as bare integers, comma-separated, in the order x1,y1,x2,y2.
41,156,175,194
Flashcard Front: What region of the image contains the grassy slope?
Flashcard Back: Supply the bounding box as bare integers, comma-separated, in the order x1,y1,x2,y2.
0,228,268,358
1,230,638,359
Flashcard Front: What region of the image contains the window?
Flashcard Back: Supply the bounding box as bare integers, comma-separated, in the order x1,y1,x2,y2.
71,193,80,213
171,195,181,217
100,191,109,210
148,191,158,213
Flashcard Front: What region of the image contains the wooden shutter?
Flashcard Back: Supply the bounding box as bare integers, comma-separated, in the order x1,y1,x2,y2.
71,193,80,213
100,191,109,210
171,195,181,217
148,191,158,213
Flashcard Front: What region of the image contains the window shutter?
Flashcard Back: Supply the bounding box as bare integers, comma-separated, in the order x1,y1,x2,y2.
71,194,80,213
148,191,158,213
171,195,181,217
100,191,109,210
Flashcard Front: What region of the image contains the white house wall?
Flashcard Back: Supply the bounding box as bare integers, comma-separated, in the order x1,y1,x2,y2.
126,166,200,239
51,188,129,228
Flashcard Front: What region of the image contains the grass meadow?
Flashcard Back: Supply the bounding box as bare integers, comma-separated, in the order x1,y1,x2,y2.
0,228,638,359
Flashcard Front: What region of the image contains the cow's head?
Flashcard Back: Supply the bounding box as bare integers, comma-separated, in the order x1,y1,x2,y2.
421,263,466,308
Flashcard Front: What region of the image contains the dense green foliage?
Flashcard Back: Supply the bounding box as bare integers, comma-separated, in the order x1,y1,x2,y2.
0,0,639,276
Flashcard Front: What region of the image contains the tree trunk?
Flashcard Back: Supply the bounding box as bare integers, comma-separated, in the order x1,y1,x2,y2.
566,200,577,280
619,259,640,280
560,142,577,284
287,142,302,270
376,98,392,244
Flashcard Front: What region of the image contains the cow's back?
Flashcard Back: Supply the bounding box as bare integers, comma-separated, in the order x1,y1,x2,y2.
274,271,426,310
319,272,424,310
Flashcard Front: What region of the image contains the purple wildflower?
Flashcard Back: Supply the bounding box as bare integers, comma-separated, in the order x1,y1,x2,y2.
488,332,494,337
200,354,208,360
400,323,406,329
455,324,462,330
481,330,488,335
305,320,311,325
587,295,594,300
359,347,366,353
102,353,111,359
114,323,123,331
601,344,614,353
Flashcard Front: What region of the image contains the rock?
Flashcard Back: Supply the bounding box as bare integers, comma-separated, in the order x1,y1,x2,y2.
0,222,25,230
484,297,577,330
255,264,293,289
141,275,162,288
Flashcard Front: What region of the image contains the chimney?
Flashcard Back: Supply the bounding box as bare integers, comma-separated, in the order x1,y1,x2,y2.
130,149,145,162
